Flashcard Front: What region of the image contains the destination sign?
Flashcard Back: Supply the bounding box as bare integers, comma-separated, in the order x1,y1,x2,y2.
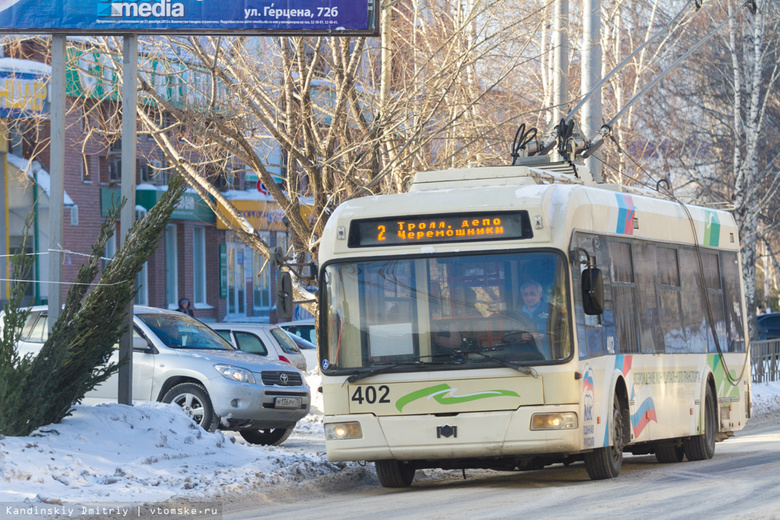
348,211,533,248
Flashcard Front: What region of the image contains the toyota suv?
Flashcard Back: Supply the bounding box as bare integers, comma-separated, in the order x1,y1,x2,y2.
9,305,311,446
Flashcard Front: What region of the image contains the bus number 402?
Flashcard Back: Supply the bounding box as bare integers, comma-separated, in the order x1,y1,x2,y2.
351,385,391,404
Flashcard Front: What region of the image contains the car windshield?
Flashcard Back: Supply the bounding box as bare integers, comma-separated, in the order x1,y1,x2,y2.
322,251,571,374
138,313,236,350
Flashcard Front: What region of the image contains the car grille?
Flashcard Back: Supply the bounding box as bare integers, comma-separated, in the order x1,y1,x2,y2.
261,371,303,386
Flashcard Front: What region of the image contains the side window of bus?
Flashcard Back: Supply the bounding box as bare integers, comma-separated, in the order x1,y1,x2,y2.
633,242,664,354
609,240,639,354
720,251,745,352
658,247,685,352
702,252,727,353
679,249,707,353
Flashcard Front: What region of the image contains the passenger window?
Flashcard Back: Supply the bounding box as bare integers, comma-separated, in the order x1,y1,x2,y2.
215,330,232,343
234,332,268,356
609,241,639,354
21,313,38,340
27,315,49,343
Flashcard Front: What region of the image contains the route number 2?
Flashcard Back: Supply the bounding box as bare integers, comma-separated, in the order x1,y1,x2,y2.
351,385,390,404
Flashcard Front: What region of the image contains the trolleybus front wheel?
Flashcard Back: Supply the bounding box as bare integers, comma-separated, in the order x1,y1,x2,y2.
584,392,627,480
375,460,416,488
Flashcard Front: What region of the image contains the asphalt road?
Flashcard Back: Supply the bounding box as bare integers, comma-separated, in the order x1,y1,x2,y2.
223,417,780,520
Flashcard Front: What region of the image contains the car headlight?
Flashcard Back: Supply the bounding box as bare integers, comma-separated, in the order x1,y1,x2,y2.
324,422,363,440
214,364,256,384
530,412,578,430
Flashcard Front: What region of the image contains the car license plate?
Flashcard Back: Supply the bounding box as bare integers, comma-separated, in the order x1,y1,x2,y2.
275,397,302,409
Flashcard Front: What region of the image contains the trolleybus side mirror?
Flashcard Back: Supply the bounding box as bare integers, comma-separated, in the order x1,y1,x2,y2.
276,271,294,321
582,268,604,315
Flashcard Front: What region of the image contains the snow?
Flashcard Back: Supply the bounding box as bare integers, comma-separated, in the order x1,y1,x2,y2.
0,372,331,506
6,153,75,207
0,378,778,508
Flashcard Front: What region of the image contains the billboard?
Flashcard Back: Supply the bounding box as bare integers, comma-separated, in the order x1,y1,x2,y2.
0,0,378,35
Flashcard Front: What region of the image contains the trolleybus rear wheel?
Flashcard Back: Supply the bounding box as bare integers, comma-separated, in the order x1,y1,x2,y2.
584,392,626,480
683,385,717,461
655,443,685,463
375,460,416,488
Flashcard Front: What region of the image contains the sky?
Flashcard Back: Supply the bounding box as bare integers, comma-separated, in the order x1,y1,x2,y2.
1,375,779,516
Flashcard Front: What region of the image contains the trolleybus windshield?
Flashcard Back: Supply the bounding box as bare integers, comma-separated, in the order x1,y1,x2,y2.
321,251,571,374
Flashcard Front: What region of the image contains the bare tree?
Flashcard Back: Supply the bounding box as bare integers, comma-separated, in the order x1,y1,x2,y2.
69,2,547,314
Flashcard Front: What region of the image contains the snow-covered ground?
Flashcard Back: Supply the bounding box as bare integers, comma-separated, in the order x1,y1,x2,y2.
1,376,779,515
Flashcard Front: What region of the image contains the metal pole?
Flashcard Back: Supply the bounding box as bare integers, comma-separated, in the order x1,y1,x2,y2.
118,35,137,405
581,0,602,181
552,0,569,159
48,35,65,329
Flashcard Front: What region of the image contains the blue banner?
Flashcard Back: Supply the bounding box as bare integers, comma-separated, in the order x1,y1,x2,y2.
0,0,377,34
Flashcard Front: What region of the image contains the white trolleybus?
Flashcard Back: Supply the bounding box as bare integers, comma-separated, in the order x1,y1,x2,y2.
316,159,751,487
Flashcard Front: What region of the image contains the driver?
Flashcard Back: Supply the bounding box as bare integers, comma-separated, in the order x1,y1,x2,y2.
517,280,552,358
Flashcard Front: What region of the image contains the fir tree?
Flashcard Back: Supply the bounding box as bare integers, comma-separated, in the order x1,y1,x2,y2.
0,175,186,436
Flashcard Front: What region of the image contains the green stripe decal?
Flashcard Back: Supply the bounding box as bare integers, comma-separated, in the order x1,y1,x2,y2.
703,210,720,247
395,384,520,412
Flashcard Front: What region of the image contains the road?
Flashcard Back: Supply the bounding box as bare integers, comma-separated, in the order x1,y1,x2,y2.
223,417,780,520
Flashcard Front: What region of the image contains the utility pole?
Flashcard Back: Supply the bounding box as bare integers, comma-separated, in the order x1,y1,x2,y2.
581,0,602,181
552,0,569,126
117,35,137,406
48,35,65,329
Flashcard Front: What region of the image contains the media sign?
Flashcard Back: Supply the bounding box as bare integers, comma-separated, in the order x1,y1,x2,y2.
0,0,378,35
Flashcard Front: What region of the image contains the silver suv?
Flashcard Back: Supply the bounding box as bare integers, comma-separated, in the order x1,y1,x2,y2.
11,306,311,446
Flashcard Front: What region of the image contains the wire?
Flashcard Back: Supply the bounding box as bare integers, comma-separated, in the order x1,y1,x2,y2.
0,278,129,287
593,0,755,142
538,0,701,150
510,123,538,162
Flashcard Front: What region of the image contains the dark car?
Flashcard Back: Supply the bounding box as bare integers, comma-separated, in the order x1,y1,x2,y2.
757,312,780,340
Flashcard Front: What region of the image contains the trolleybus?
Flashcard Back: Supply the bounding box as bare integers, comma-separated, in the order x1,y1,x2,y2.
316,159,751,486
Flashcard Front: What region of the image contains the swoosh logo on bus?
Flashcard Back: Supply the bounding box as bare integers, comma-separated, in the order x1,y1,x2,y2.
395,383,519,412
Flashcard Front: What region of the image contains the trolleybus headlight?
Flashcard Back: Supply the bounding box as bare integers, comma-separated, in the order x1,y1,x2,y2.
325,422,363,440
531,412,578,430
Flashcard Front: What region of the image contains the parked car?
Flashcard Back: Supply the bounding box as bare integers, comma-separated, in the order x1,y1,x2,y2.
278,319,316,345
7,306,310,446
284,332,318,371
757,312,780,340
210,323,307,372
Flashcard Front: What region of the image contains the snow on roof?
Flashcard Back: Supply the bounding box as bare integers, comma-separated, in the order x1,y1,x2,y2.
0,57,51,76
6,153,75,207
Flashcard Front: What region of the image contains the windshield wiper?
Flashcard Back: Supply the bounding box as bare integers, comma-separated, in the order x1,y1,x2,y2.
344,357,446,384
451,348,537,376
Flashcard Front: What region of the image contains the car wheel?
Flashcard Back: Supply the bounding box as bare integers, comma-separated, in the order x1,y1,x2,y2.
240,427,294,446
162,382,217,432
